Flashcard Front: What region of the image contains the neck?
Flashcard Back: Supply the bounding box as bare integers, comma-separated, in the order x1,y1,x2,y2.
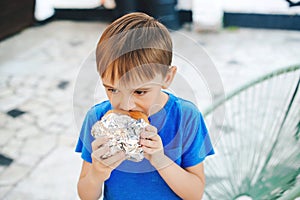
148,91,169,116
160,91,169,107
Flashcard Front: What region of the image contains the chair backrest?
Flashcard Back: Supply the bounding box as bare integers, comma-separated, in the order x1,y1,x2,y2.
203,65,300,200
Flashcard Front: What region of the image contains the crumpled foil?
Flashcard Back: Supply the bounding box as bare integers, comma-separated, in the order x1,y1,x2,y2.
91,112,148,162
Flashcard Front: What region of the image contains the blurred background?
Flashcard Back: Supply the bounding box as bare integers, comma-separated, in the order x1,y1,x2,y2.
0,0,300,199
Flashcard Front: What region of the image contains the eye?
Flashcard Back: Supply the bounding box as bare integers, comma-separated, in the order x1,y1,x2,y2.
107,88,119,94
134,90,147,95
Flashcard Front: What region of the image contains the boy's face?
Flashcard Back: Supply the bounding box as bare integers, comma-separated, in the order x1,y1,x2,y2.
102,74,168,116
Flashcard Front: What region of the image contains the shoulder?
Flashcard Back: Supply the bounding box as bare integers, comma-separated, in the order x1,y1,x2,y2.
172,94,202,119
169,94,207,133
85,100,112,122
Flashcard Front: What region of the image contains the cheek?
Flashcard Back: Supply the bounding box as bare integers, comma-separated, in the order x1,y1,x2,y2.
136,95,158,112
138,101,152,110
107,93,119,107
136,103,152,115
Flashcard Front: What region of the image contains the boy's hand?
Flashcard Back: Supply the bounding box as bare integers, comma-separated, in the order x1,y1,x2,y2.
91,137,126,182
140,125,169,169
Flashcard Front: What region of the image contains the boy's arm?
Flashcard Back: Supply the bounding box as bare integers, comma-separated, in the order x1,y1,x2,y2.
77,137,126,200
156,157,205,200
141,125,206,199
77,161,104,200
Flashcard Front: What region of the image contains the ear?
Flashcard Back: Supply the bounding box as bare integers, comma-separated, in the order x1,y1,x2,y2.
162,66,177,89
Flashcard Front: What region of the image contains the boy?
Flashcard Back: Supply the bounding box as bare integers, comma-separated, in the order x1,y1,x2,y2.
76,12,214,200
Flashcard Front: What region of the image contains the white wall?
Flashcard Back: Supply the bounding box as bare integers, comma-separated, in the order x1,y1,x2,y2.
177,0,300,31
35,0,101,21
223,0,300,14
177,0,300,14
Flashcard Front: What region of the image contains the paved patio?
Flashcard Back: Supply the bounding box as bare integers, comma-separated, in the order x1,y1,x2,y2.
0,20,300,199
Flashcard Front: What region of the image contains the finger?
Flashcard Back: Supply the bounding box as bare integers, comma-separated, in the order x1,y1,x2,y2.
91,144,110,161
109,153,127,169
101,151,126,168
101,151,126,167
145,125,157,132
141,131,157,140
142,146,155,154
91,136,109,151
140,138,160,148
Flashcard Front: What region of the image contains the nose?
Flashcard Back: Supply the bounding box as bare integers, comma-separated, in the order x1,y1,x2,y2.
119,94,136,111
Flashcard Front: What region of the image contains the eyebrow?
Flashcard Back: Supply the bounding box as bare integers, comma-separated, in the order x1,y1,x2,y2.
103,83,115,88
103,83,150,90
103,82,156,92
134,87,151,91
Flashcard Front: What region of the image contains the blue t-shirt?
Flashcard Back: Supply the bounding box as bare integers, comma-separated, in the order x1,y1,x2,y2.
75,92,214,200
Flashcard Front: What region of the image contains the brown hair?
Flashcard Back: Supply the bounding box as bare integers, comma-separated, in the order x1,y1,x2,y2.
96,12,172,85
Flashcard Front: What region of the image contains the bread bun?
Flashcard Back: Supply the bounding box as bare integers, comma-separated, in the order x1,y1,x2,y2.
105,109,149,123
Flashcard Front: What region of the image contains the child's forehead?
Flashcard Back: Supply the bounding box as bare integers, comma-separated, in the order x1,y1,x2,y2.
102,74,163,89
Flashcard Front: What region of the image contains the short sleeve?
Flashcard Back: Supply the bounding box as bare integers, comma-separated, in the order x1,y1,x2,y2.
75,107,99,163
181,112,214,168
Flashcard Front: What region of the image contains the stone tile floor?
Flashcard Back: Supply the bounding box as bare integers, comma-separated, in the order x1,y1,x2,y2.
0,20,300,199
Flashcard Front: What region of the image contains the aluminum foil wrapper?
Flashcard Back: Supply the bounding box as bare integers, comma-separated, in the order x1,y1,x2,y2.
91,112,148,162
